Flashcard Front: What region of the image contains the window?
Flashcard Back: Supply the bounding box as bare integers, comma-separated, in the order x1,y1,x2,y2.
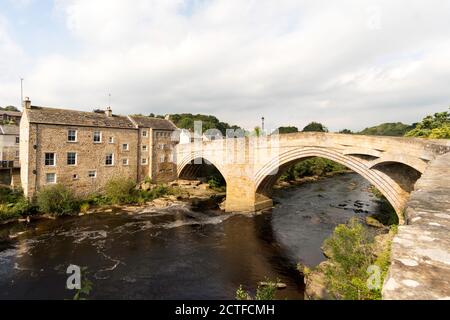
45,153,55,166
105,153,114,166
160,154,165,163
122,143,129,151
142,130,148,137
73,174,79,180
88,171,97,178
15,136,19,144
15,150,19,159
122,158,129,166
93,131,102,143
109,137,114,144
142,145,148,151
67,130,77,142
46,173,56,184
142,158,148,165
67,152,77,165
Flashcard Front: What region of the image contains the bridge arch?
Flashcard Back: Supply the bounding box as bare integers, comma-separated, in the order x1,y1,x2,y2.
254,147,417,222
177,152,228,184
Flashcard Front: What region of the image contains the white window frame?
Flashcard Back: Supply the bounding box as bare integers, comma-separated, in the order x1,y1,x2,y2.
93,131,102,143
122,143,129,151
67,152,77,166
108,136,114,144
142,145,148,152
122,158,129,166
142,158,148,165
67,129,77,142
142,130,148,137
88,170,97,178
105,153,114,166
72,174,79,180
44,153,56,166
46,173,57,184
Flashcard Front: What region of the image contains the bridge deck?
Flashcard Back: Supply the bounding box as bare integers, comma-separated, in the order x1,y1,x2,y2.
383,152,450,300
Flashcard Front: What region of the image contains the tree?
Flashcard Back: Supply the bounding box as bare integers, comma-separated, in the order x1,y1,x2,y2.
2,106,19,112
302,122,328,132
339,129,353,134
277,126,298,134
359,122,414,136
405,110,450,139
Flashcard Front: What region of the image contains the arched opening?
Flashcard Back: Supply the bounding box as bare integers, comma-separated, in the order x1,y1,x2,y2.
178,157,227,191
254,150,420,224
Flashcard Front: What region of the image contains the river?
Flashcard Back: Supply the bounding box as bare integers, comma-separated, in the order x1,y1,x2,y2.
0,173,380,300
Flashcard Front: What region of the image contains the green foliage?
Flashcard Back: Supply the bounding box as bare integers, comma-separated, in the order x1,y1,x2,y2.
322,218,382,300
0,187,34,221
104,177,137,204
405,110,450,139
279,157,347,182
277,126,298,134
368,187,398,226
207,175,225,191
359,122,414,136
73,267,93,300
302,122,328,132
36,184,79,216
0,106,19,112
235,279,277,300
255,281,277,300
166,113,241,136
235,285,251,300
79,202,90,214
339,129,353,134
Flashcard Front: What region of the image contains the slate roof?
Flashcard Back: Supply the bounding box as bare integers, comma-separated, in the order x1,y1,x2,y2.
129,115,177,130
26,106,136,129
0,110,22,117
0,125,20,135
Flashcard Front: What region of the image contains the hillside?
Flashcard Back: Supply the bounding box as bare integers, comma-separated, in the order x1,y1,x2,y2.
358,122,414,137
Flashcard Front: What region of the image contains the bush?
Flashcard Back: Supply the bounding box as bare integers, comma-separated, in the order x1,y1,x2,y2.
104,177,137,204
279,157,347,181
0,187,34,221
322,218,383,300
235,279,277,300
36,184,79,216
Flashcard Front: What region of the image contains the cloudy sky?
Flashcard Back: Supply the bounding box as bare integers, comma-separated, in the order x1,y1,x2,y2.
0,0,449,131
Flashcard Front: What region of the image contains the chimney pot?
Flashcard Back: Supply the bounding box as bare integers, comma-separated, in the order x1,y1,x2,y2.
105,106,112,117
165,114,170,120
23,97,31,109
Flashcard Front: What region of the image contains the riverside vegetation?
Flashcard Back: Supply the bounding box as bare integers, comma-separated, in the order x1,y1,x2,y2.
0,177,184,222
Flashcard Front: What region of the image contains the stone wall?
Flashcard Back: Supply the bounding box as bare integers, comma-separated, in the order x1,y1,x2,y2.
382,152,450,300
23,123,139,198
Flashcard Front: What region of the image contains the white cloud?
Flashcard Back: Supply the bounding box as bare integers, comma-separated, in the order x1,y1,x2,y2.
8,0,450,130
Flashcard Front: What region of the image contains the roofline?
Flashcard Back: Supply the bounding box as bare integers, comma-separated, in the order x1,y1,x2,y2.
28,121,138,130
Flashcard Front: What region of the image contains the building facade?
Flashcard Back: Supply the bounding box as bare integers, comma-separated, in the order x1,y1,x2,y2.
0,125,20,185
20,99,178,198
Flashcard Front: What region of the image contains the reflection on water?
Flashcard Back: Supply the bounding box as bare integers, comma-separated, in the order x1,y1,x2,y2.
0,173,380,299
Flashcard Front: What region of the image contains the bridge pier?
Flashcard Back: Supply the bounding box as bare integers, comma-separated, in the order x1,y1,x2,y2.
223,176,273,213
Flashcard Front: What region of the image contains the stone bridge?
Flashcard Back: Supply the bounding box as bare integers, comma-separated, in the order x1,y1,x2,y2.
176,132,450,224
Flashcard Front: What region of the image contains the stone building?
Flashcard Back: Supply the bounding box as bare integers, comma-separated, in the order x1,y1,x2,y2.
20,98,178,198
0,110,21,124
0,124,20,185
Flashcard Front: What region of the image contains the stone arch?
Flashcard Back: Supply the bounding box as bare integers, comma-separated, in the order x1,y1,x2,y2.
177,152,228,184
254,147,416,223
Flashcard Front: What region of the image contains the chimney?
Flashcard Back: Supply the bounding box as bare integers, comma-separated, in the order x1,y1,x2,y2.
165,114,170,120
23,97,31,109
105,106,112,117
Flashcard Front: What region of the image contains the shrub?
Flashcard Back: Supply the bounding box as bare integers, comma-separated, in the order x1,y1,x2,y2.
36,184,79,216
235,279,277,300
322,218,380,300
79,202,90,214
104,177,137,204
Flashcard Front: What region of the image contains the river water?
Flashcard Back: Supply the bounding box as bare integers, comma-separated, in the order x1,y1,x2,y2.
0,173,380,300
